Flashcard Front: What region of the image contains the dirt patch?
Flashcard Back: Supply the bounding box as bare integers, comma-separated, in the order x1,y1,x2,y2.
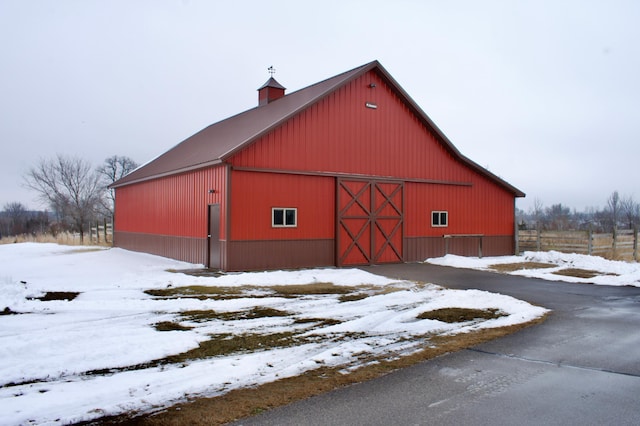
417,307,506,323
1,307,20,315
489,262,556,272
153,322,194,332
29,292,80,301
89,316,546,426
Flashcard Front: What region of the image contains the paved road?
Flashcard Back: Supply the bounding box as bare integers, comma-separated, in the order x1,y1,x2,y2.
233,263,640,425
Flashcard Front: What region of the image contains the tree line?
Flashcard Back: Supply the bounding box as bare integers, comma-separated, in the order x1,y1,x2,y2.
517,191,640,232
0,155,137,241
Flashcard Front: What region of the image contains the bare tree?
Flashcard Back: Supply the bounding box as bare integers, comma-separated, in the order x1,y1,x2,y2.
545,203,572,230
2,202,28,236
96,155,138,215
24,155,102,242
606,190,621,232
530,197,544,228
620,194,640,229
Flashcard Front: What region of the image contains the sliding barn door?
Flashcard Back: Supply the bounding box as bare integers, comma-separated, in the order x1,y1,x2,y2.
337,179,403,266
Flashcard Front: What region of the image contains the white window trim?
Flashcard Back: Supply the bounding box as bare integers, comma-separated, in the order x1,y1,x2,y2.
431,210,448,227
272,207,297,228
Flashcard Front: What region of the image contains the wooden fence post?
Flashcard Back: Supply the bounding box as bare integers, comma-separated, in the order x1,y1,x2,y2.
634,225,638,262
587,226,593,256
103,218,108,243
536,226,541,252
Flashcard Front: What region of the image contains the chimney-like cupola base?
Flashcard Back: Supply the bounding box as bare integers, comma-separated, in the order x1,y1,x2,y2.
258,77,286,106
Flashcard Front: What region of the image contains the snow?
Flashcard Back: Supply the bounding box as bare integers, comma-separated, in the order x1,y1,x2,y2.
0,243,548,425
427,250,640,287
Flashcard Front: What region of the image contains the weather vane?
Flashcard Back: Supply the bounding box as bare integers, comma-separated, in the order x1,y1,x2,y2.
268,65,276,76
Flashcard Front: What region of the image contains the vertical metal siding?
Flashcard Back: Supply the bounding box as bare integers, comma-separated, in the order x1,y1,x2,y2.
229,170,334,241
114,165,227,239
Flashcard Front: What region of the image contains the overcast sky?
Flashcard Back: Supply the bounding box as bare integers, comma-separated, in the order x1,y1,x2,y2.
1,0,638,213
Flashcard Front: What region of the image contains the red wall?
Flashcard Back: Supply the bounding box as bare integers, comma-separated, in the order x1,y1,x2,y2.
404,179,514,237
229,70,515,239
115,165,226,239
230,71,476,183
229,170,334,240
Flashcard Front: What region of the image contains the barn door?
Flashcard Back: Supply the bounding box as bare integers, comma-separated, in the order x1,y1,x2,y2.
208,204,221,269
337,179,403,266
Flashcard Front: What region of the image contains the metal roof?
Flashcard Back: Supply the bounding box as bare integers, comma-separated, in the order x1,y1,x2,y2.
258,76,286,90
112,60,524,197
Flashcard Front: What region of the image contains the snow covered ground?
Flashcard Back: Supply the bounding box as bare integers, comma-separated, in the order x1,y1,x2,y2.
0,243,552,425
428,251,640,287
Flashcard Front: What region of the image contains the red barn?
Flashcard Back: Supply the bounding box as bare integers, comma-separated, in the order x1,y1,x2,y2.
111,61,524,271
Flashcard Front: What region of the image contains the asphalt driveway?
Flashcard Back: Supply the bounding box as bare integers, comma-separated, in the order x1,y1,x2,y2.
233,262,640,425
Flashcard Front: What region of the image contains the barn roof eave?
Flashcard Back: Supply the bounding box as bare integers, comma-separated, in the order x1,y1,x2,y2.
109,159,223,189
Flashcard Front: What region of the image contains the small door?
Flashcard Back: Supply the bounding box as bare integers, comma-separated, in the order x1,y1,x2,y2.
208,204,221,269
337,179,403,266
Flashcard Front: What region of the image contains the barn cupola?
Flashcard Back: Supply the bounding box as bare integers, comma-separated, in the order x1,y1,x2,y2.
257,66,286,106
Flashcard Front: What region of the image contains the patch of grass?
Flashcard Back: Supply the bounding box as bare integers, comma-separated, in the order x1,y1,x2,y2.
489,262,556,272
338,293,369,302
178,310,221,323
293,318,342,327
215,307,292,321
144,283,391,302
145,285,282,301
552,268,609,279
165,332,304,363
269,283,352,296
153,322,194,332
145,286,244,298
108,316,547,426
85,332,309,378
417,307,506,323
178,307,292,323
28,292,80,301
336,285,407,303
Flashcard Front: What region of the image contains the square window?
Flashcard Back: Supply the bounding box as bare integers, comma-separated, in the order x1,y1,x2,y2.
273,209,284,226
272,208,297,227
285,209,296,226
431,211,448,227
